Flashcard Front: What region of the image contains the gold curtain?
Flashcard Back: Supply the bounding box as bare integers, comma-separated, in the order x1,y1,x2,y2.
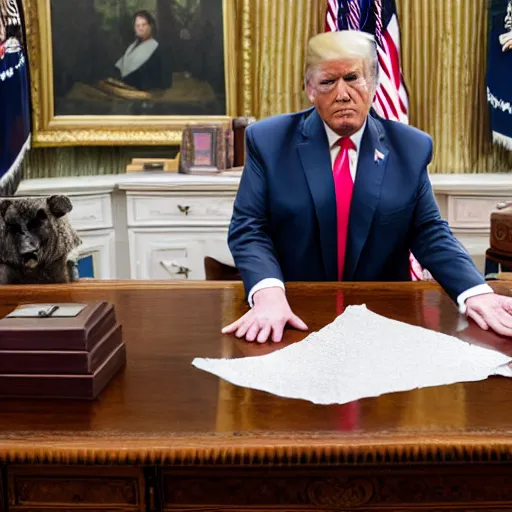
240,0,512,174
237,0,326,117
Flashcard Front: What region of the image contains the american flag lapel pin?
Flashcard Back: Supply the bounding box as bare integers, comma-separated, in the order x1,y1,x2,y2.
374,149,385,164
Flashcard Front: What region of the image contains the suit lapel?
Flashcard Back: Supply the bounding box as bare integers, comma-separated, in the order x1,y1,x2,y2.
344,114,389,280
297,109,338,280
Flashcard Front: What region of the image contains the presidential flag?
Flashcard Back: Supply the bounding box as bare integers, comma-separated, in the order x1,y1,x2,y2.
0,0,30,196
487,0,512,150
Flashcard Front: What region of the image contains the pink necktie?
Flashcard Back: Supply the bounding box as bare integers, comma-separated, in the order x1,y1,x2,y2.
333,137,356,281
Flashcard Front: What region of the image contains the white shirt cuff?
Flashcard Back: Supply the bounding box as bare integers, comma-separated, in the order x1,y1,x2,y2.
248,278,285,307
457,283,494,315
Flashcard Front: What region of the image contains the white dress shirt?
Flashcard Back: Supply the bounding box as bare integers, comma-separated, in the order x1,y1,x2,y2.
247,122,493,312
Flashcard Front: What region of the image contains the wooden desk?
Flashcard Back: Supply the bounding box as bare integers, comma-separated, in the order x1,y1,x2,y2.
1,281,512,512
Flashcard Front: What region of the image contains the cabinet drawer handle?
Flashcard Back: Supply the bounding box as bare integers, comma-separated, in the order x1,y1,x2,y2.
496,201,512,210
174,265,191,279
160,260,191,279
177,205,190,215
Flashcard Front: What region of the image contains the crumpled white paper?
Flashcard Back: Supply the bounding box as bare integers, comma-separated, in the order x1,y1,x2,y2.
192,305,512,405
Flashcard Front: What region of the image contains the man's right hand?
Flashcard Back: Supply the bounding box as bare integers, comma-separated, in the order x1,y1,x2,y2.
221,287,308,343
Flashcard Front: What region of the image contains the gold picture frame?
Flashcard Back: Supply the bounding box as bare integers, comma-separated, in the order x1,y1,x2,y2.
22,0,238,147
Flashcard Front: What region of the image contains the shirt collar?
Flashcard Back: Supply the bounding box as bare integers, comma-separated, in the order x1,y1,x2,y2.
323,118,367,152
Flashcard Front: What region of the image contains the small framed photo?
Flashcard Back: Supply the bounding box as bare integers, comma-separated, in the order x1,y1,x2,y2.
179,123,233,174
193,129,217,168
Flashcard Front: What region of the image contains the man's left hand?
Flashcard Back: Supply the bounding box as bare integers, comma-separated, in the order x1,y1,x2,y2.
465,293,512,336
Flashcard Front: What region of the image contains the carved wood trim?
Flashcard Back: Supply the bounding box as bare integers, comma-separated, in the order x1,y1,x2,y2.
1,435,512,465
160,466,512,511
7,466,145,511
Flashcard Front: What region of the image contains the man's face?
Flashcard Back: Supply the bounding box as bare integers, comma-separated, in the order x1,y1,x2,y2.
134,16,151,40
306,57,374,137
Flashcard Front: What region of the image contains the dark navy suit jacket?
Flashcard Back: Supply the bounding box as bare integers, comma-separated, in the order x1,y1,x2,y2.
228,107,485,302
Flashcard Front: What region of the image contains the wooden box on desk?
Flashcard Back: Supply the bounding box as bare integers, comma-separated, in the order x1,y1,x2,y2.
0,301,126,399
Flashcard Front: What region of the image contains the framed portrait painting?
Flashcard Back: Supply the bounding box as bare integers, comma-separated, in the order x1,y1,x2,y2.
23,0,238,146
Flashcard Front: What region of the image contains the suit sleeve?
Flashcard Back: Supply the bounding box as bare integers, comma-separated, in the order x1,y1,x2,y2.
228,127,284,297
410,138,486,302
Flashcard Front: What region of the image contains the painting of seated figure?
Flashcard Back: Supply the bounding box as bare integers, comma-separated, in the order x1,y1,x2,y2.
50,0,228,117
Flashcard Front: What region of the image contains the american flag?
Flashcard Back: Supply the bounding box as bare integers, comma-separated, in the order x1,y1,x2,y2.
373,1,409,123
325,0,426,280
325,0,409,123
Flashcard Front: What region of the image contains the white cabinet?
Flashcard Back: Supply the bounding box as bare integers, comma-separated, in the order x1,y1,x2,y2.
16,172,512,280
17,174,240,281
124,186,237,280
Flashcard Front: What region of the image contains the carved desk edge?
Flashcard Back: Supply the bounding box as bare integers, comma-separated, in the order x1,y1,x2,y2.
0,280,446,294
0,280,245,293
1,434,512,465
0,279,506,297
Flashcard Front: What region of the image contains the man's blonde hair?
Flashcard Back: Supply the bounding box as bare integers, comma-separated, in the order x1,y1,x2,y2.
305,30,379,89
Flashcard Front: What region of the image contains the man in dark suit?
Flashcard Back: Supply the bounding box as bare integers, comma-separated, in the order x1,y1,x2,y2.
223,30,512,343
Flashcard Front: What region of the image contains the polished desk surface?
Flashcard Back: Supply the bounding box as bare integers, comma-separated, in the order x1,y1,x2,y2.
0,280,512,466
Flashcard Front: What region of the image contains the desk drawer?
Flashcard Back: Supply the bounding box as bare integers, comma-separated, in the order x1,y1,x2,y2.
447,196,511,229
127,193,235,226
8,466,144,511
68,194,113,230
129,228,232,280
161,466,512,511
